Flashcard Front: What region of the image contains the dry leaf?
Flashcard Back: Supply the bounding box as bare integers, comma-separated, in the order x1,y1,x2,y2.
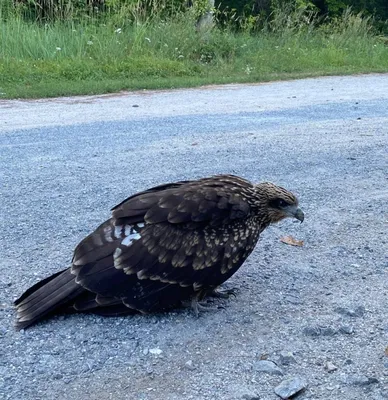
280,235,304,247
191,142,198,146
385,347,388,357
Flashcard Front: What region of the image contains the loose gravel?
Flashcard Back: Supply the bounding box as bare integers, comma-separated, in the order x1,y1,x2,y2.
0,75,387,400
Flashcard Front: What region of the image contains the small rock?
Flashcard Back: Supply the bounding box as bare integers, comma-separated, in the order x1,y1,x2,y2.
303,326,337,336
325,361,338,372
303,326,321,336
339,325,354,334
149,348,163,355
242,394,260,400
274,377,306,399
320,326,337,336
335,306,365,317
254,360,284,376
284,295,301,305
279,351,297,365
341,374,378,386
132,104,139,107
184,360,196,371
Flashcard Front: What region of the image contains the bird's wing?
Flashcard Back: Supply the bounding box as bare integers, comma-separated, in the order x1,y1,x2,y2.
71,178,254,311
112,177,252,225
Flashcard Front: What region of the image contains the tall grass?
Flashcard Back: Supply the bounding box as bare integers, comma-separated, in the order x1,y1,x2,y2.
0,2,387,99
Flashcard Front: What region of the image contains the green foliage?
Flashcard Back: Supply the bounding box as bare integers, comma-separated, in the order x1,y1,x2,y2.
0,2,387,98
214,0,387,32
267,1,320,34
4,0,387,32
325,0,348,14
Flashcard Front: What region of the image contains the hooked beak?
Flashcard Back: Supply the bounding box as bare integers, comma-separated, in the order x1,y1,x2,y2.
294,208,305,223
285,205,305,223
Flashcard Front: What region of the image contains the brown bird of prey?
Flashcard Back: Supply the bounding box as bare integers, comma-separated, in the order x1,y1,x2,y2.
15,174,304,329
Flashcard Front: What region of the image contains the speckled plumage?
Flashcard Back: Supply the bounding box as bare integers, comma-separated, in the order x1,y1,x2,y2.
14,175,304,329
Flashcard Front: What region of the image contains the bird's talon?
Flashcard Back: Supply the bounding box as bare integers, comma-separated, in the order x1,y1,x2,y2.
191,298,219,317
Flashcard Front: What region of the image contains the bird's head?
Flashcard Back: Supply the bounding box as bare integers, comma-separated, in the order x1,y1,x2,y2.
253,182,304,224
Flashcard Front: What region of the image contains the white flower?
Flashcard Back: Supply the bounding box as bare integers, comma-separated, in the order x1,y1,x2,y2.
115,28,122,34
87,41,93,45
55,47,61,51
245,65,253,75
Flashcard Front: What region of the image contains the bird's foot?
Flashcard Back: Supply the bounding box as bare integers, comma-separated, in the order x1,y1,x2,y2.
191,298,223,317
208,288,237,299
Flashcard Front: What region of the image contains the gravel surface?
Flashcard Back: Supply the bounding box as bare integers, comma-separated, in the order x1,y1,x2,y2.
1,74,387,400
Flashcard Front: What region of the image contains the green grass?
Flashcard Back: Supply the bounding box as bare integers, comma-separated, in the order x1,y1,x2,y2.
1,7,387,99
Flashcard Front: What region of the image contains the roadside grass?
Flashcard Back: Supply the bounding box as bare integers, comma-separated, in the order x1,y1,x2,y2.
1,6,387,99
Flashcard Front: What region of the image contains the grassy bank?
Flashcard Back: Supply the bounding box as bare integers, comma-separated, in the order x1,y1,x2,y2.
1,6,387,99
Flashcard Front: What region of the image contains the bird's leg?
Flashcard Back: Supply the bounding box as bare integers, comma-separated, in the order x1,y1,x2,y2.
190,298,221,317
208,287,238,299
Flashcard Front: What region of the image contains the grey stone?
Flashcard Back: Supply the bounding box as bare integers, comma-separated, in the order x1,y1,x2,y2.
184,360,196,371
341,374,379,386
284,295,301,305
339,325,354,334
253,360,284,376
303,326,321,337
325,361,338,372
279,351,297,365
242,394,260,400
335,306,365,317
303,326,337,336
274,377,306,399
320,326,337,336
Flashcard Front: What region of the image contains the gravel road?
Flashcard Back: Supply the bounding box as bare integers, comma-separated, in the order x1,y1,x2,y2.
1,74,387,400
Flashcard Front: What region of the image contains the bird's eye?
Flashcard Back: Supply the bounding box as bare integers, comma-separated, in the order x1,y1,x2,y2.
270,198,289,208
269,198,291,209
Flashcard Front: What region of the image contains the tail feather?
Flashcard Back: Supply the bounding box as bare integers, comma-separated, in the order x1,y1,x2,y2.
15,268,83,330
14,269,66,306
